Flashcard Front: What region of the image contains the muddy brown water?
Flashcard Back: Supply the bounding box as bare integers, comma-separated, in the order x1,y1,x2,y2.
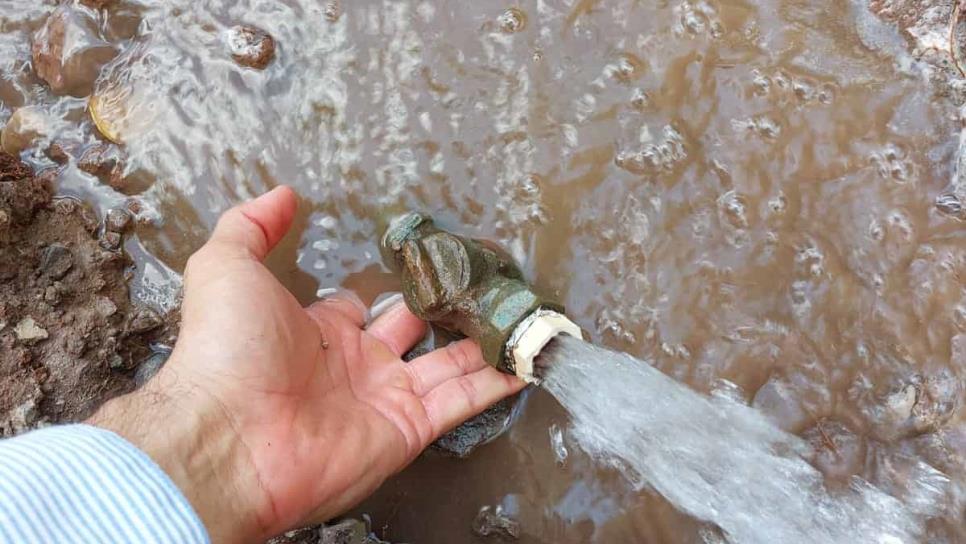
2,0,966,542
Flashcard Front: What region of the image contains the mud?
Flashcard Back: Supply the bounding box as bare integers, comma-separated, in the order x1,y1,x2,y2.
0,151,173,436
2,0,966,543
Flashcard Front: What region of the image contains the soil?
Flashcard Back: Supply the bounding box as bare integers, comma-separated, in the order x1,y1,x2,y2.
0,151,174,436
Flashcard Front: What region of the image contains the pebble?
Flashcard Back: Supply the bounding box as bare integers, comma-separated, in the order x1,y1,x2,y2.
472,505,521,539
225,25,276,70
105,207,132,233
126,306,162,334
323,1,342,22
319,519,367,544
99,230,122,251
39,243,73,280
935,193,964,219
803,420,866,481
1,107,56,155
14,317,48,343
31,6,117,97
94,296,118,318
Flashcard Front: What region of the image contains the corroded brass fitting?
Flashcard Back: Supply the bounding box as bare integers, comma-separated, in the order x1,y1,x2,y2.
382,213,579,381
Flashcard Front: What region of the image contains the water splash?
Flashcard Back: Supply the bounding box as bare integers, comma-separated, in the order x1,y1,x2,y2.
539,335,948,544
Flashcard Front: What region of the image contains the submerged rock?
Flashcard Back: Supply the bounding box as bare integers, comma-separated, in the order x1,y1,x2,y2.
1,107,58,155
803,420,866,482
31,6,117,97
472,505,521,540
225,25,276,69
432,397,514,457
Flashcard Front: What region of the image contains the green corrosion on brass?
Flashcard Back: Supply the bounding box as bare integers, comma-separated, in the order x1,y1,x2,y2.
382,212,563,374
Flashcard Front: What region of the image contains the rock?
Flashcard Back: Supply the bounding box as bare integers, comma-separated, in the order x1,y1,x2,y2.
134,350,169,387
43,285,62,306
31,6,117,97
324,1,342,22
472,506,521,540
104,207,132,233
752,376,811,432
99,230,122,251
107,353,127,371
14,317,48,343
935,193,964,219
432,397,513,457
803,420,866,482
94,296,118,318
1,107,57,155
225,25,276,69
127,306,162,334
320,520,367,544
39,243,73,280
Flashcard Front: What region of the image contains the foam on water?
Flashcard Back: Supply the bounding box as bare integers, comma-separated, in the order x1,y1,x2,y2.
539,335,949,544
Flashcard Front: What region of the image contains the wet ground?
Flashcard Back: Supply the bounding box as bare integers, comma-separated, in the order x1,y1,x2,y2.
1,0,966,542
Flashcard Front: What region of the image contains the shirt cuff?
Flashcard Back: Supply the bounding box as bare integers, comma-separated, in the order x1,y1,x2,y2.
0,424,209,543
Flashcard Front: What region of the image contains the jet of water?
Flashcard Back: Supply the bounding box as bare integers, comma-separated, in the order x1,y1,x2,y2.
538,335,947,544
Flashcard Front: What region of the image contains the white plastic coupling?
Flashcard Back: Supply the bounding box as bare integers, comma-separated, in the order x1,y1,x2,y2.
507,309,582,384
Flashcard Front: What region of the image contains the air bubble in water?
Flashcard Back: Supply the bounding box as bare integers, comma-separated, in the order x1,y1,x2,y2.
608,53,645,83
498,8,527,34
935,193,964,219
549,423,568,466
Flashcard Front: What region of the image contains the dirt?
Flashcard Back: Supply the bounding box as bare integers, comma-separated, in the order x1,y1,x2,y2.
0,151,174,436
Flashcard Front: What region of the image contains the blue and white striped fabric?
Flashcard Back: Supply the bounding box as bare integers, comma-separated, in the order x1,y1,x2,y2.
0,425,209,543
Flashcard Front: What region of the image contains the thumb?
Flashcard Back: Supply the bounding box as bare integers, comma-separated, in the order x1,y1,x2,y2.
207,186,298,261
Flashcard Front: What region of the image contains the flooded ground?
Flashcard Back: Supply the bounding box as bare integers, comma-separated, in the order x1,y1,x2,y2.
1,0,965,542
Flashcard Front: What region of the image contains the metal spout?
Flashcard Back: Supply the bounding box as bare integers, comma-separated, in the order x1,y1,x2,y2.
382,212,581,383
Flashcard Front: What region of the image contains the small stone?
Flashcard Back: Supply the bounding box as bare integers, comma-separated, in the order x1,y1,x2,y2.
31,6,117,97
936,193,964,219
323,1,341,22
107,353,129,371
0,208,9,231
134,350,169,387
1,107,56,155
225,25,276,70
43,285,62,306
104,207,132,233
14,317,48,343
39,243,73,280
803,420,866,482
94,296,118,318
78,143,123,182
127,306,162,334
46,142,71,164
99,230,122,251
472,506,521,539
320,519,368,544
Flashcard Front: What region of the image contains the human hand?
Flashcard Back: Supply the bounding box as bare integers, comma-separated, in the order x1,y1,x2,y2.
89,187,525,542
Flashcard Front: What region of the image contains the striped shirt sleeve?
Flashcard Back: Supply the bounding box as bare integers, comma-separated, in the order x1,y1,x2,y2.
0,424,209,543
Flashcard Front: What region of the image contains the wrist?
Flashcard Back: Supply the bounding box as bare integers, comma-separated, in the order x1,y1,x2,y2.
89,371,270,543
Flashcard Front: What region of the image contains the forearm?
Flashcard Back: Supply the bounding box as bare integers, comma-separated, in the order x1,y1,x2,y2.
88,375,270,543
0,424,207,543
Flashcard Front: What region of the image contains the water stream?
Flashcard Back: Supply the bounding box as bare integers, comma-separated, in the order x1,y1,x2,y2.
539,335,948,543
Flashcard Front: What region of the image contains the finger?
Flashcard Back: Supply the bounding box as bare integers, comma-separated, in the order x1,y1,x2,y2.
404,339,487,395
305,289,367,329
206,186,298,261
421,366,526,437
366,301,427,357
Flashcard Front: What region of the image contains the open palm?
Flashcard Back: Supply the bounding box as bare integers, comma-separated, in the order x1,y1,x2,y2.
129,187,524,541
